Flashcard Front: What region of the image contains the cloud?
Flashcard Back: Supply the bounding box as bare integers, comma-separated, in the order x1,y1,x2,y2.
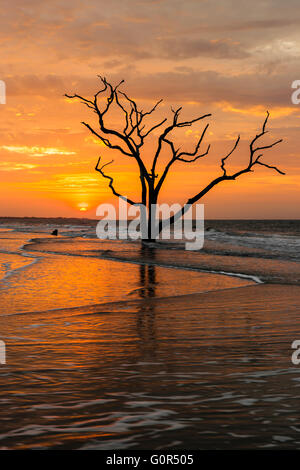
218,102,298,118
1,145,76,157
105,69,297,109
0,162,38,171
4,75,65,97
159,38,249,60
7,65,295,110
4,0,300,66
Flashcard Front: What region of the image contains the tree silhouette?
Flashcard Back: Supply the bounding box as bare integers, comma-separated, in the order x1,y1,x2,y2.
66,76,284,242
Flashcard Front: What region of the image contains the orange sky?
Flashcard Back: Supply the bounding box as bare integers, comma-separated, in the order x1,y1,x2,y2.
1,0,300,219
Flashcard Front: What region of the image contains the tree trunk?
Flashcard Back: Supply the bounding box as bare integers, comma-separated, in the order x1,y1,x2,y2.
142,190,157,243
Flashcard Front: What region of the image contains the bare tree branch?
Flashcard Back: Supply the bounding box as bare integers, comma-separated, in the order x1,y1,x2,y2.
66,78,284,241
221,111,284,177
66,77,152,207
151,108,211,179
154,122,211,194
95,157,139,205
142,118,168,138
221,135,240,175
82,122,133,157
254,158,285,175
162,112,284,230
177,123,210,162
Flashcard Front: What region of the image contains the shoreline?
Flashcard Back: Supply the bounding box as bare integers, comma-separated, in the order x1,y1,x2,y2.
2,224,299,287
22,238,263,285
22,234,300,286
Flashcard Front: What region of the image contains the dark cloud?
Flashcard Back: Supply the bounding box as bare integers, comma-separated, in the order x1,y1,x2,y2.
103,69,296,109
2,1,300,111
159,38,249,60
4,66,295,111
5,75,65,97
4,0,300,64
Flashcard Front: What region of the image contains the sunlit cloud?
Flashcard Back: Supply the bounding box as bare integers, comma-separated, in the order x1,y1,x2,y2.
30,174,101,193
218,102,299,118
0,162,38,171
1,146,76,157
84,136,106,146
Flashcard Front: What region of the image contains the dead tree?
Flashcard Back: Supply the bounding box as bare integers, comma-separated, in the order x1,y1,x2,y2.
66,77,284,242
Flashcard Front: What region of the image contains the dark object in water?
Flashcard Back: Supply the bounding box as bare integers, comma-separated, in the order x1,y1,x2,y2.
51,229,58,236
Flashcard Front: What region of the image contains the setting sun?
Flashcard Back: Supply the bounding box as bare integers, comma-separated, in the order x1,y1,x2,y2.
78,202,89,212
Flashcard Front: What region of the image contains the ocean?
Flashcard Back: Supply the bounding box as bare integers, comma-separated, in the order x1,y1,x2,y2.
0,218,300,449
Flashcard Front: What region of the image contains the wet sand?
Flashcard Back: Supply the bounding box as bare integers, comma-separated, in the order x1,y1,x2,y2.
1,283,300,449
23,236,300,285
